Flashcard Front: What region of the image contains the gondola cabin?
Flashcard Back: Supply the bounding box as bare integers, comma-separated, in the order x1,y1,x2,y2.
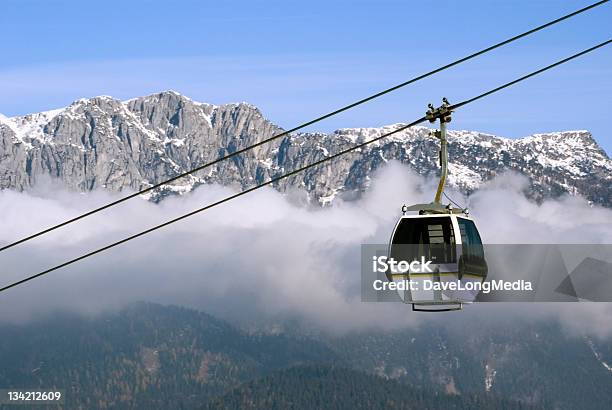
387,204,487,311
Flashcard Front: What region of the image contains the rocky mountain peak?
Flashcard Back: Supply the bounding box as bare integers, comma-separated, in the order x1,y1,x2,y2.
0,93,610,207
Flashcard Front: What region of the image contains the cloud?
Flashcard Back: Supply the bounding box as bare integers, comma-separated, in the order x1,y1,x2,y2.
0,164,428,332
0,162,611,337
469,173,612,244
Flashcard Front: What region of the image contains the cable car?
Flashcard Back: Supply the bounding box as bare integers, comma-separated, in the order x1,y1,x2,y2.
387,100,487,311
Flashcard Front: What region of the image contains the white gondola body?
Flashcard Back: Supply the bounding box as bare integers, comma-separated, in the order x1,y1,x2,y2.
387,213,487,311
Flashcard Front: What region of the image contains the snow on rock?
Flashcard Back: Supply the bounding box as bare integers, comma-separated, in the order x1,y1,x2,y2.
586,337,612,373
1,108,64,147
484,363,497,392
448,162,482,190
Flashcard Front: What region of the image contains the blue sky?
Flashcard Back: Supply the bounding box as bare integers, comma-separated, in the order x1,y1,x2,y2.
1,0,610,153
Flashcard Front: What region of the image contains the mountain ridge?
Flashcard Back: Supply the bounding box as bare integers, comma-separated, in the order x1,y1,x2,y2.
1,91,610,206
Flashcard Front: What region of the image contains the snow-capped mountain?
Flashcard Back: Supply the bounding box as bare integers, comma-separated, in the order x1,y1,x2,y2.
0,91,610,206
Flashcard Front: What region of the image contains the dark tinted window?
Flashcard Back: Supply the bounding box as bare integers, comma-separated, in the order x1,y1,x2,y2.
391,217,456,264
457,217,485,260
457,218,482,245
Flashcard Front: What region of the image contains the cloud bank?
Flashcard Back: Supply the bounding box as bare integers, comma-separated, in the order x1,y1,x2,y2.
0,162,611,336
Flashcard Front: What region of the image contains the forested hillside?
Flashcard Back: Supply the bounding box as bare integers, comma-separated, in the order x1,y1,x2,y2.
0,303,610,409
203,365,544,410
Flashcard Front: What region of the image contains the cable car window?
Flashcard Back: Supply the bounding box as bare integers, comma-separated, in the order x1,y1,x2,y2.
457,218,482,245
457,217,484,258
392,217,456,264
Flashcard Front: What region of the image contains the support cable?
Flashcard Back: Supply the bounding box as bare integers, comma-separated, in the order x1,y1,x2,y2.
1,39,609,293
0,0,607,253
